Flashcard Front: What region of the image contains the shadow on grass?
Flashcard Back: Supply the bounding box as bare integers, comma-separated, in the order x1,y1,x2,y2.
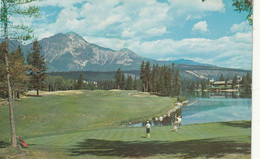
69,138,250,158
0,141,9,149
220,121,251,129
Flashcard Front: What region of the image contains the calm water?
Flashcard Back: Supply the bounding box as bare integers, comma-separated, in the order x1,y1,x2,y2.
129,92,252,127
182,97,251,125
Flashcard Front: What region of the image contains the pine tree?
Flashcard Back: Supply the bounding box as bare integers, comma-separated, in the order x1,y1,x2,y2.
245,73,251,94
0,43,7,98
77,74,84,89
126,75,133,90
9,46,28,98
171,63,175,96
155,64,160,93
27,40,47,96
232,75,238,89
246,72,252,84
1,0,41,148
158,67,165,95
164,66,172,95
120,73,125,90
219,74,224,81
133,77,139,91
144,61,151,92
114,68,121,89
151,64,156,92
201,79,206,92
140,61,146,91
174,69,181,96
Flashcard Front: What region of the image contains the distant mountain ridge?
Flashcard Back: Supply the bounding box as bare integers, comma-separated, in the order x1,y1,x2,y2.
21,32,147,71
170,59,212,66
1,32,250,80
2,32,215,72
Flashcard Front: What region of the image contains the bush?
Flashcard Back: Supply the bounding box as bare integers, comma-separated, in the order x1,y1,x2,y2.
177,96,187,102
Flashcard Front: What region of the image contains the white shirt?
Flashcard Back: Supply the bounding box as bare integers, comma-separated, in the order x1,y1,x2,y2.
146,123,151,129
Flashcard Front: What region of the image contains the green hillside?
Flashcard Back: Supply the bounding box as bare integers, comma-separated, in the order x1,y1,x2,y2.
0,90,176,140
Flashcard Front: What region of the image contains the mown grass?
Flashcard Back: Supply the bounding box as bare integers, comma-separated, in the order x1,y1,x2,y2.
0,90,251,159
0,90,175,141
3,121,249,159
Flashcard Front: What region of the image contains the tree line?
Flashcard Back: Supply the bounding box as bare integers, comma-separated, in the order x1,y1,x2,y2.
114,61,181,97
0,41,47,98
181,73,252,94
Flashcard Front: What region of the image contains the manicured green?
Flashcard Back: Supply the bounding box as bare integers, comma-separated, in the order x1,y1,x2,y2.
1,121,250,159
0,90,251,159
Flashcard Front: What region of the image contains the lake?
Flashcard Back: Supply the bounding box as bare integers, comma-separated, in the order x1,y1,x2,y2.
182,96,251,125
129,92,252,127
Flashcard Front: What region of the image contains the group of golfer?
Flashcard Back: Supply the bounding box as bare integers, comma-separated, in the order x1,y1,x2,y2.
145,115,182,138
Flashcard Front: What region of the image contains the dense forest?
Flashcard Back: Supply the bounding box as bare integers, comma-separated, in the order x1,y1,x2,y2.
0,42,252,99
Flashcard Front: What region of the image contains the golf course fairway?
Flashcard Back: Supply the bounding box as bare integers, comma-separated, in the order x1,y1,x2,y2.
0,90,251,159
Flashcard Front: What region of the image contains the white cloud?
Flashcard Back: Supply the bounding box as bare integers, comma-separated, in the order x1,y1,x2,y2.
10,0,252,70
168,0,224,21
32,0,87,8
192,21,209,33
83,36,126,51
124,32,252,69
24,0,225,41
121,28,136,38
231,21,252,33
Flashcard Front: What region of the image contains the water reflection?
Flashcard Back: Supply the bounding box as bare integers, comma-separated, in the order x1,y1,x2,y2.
186,91,251,99
129,92,251,127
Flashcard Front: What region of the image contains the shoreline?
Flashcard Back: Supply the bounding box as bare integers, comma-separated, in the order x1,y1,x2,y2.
128,100,188,126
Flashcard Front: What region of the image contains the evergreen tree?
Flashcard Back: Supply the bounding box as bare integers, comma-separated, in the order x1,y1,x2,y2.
151,64,156,92
158,67,165,95
133,77,140,91
219,74,224,81
114,68,121,89
77,74,84,89
155,64,160,93
27,40,47,96
144,61,151,92
126,75,133,90
246,72,252,84
232,74,238,89
170,63,175,96
201,79,207,92
245,73,251,94
140,61,146,91
9,46,29,98
120,73,125,90
1,0,41,148
165,66,172,96
174,69,181,96
0,43,7,98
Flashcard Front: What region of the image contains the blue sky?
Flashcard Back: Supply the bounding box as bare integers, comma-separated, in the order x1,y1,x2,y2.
14,0,252,70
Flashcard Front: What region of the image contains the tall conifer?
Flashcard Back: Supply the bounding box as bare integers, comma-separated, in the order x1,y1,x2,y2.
27,40,47,96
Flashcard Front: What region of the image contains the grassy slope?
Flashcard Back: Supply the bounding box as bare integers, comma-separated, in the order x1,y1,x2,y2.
0,90,251,159
0,90,175,140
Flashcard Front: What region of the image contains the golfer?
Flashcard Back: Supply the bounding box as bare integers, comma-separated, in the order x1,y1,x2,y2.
145,121,151,138
177,116,182,128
